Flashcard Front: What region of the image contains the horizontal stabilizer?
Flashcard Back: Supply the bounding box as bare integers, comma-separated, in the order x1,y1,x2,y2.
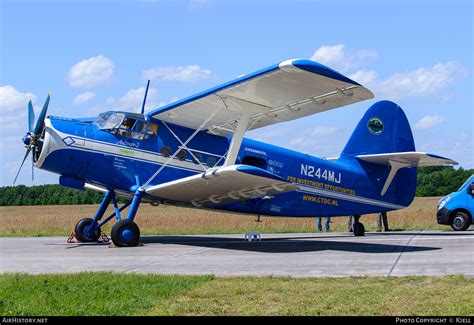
145,165,299,207
356,152,458,196
356,152,458,167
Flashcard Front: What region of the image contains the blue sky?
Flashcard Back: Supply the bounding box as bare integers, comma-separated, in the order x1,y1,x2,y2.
1,0,472,186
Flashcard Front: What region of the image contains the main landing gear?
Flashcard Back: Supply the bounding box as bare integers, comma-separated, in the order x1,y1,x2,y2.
352,215,365,237
72,187,144,247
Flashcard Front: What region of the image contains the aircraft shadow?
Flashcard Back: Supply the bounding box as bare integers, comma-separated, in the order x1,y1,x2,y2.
365,231,474,237
140,235,441,254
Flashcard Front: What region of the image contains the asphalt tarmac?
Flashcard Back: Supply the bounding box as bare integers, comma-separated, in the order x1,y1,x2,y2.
1,231,473,277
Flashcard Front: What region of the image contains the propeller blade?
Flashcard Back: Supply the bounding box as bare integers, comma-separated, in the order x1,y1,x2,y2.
28,100,35,132
13,149,31,185
31,148,35,184
33,94,50,135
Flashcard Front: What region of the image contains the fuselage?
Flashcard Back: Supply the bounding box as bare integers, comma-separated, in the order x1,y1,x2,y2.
36,113,413,218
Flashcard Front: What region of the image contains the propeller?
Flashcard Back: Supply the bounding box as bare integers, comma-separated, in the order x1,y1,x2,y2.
13,94,50,185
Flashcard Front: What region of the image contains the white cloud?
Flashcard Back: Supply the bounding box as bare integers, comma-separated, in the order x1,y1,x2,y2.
285,124,344,157
0,85,36,113
89,86,159,115
414,115,448,131
376,62,461,100
310,45,463,101
157,97,180,108
0,86,36,138
310,44,377,73
114,87,159,111
68,55,114,88
73,91,96,106
142,65,212,83
348,69,378,86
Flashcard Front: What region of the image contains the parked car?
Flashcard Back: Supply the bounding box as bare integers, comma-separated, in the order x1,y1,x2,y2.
437,175,474,231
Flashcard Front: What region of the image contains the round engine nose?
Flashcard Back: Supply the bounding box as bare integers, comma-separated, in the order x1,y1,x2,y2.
22,134,31,146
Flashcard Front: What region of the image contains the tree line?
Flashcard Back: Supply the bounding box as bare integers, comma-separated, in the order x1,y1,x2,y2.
0,166,472,206
415,166,473,196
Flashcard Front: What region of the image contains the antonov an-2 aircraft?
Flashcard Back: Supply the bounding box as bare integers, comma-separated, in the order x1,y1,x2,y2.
15,59,457,247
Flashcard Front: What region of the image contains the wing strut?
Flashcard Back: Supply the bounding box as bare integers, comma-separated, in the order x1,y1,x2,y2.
380,160,411,196
142,105,222,187
161,121,209,172
223,108,251,166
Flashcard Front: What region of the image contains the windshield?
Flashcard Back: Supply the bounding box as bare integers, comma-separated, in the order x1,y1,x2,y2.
94,113,112,127
457,175,474,192
100,113,125,129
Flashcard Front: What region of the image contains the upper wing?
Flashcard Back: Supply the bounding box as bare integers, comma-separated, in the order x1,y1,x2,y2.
145,164,299,207
147,59,374,135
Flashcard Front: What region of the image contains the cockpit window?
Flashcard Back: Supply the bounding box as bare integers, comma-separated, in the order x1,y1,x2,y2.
95,112,113,128
101,113,125,129
95,112,158,140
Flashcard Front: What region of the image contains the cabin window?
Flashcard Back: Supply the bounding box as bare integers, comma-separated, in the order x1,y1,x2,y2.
242,156,267,170
176,150,186,161
149,123,158,136
206,156,217,167
192,153,203,164
161,146,172,157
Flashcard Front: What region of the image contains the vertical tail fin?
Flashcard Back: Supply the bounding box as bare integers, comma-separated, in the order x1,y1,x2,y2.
341,100,417,206
341,100,415,156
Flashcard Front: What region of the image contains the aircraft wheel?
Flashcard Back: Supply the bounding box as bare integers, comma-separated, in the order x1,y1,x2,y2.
353,222,365,237
75,217,101,242
111,220,140,247
450,212,471,231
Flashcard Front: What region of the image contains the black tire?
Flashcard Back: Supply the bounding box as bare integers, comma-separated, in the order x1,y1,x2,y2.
353,222,365,237
450,212,471,231
74,217,100,242
111,220,140,247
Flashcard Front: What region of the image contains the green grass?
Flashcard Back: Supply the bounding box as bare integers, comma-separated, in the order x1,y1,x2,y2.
1,273,473,316
0,273,213,316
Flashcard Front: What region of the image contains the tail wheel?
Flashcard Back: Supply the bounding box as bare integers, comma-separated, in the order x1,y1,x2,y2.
353,222,365,237
111,220,140,247
451,212,471,231
75,217,100,242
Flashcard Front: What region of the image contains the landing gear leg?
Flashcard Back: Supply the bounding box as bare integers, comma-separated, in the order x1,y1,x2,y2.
111,189,144,247
74,190,113,242
353,215,365,237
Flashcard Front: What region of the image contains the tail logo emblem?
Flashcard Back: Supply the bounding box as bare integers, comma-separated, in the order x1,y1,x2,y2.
368,117,384,135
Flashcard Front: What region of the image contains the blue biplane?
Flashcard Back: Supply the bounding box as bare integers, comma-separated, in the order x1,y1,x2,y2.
15,59,457,246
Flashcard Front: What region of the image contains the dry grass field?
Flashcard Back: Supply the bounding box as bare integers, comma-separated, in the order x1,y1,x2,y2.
0,197,446,237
